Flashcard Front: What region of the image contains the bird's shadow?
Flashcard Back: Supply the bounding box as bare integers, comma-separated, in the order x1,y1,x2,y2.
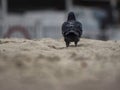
67,43,89,48
53,43,90,50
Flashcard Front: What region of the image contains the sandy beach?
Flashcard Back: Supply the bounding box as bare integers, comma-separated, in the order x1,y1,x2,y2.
0,38,120,90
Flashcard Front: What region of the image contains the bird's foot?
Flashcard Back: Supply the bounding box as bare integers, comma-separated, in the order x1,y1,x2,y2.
74,42,78,47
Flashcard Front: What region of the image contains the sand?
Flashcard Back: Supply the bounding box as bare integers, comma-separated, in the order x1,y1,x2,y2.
0,38,120,90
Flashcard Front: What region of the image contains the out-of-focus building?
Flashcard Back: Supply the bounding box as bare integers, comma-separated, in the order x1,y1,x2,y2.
0,0,120,40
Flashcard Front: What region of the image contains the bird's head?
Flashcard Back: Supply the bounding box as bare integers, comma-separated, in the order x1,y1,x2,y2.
67,12,76,21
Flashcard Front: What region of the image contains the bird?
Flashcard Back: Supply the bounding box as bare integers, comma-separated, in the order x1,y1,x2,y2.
62,12,83,47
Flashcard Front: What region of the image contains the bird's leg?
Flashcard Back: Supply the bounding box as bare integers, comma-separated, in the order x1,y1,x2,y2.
74,41,78,47
66,41,70,47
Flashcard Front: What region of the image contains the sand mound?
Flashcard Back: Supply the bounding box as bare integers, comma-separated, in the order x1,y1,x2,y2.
0,38,120,90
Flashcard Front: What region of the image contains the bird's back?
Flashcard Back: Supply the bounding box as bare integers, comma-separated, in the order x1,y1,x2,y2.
62,20,82,37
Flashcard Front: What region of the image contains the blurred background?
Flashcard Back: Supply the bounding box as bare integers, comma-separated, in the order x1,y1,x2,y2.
0,0,120,40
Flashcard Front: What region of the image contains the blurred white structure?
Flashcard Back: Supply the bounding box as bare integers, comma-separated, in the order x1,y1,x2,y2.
2,11,65,39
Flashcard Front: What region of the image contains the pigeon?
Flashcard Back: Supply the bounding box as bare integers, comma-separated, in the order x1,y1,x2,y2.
62,12,83,47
